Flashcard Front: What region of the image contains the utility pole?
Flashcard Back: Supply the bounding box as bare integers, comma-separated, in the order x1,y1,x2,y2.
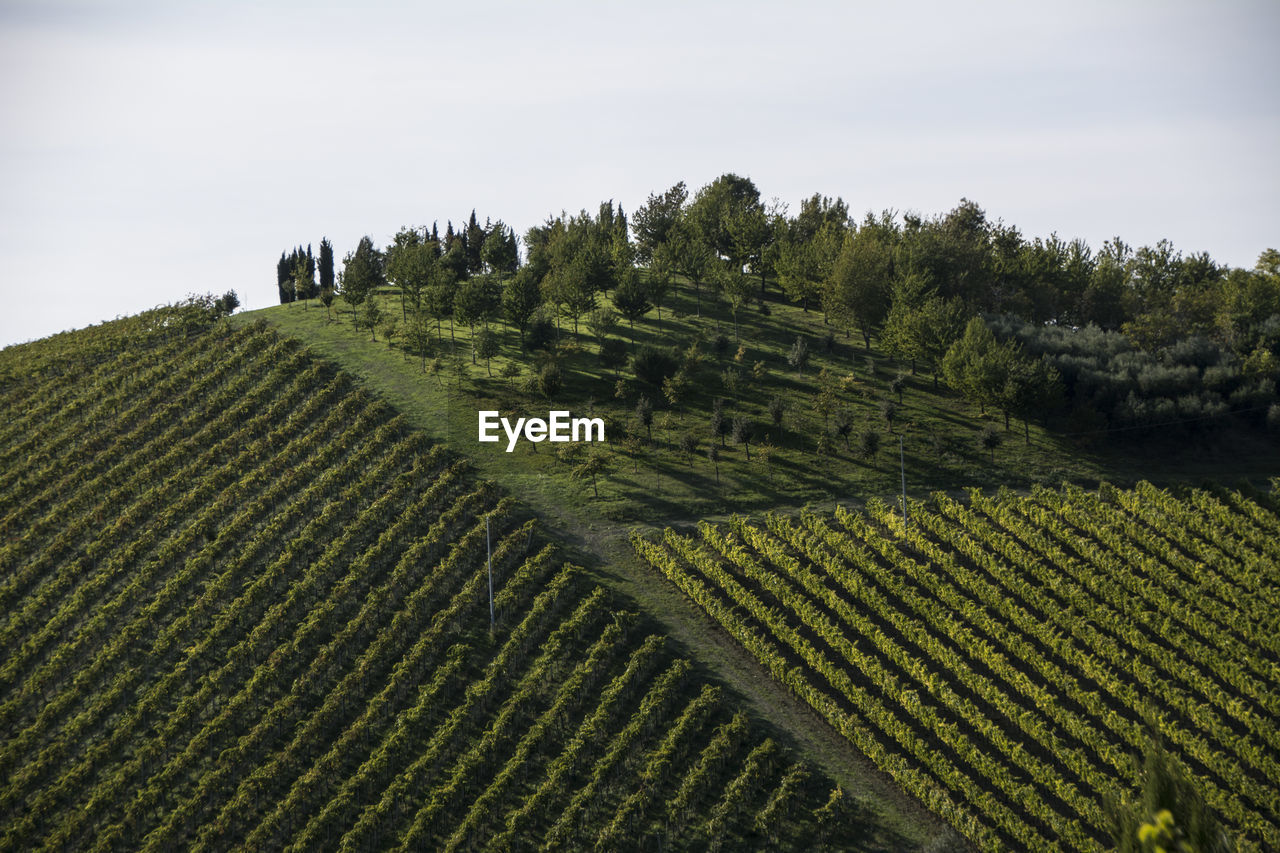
487,515,494,632
899,435,907,535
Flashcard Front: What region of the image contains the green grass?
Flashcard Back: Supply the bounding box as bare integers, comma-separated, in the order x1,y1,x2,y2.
243,278,1280,530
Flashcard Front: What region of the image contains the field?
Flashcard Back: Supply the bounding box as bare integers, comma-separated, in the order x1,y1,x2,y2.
634,482,1280,850
0,309,887,851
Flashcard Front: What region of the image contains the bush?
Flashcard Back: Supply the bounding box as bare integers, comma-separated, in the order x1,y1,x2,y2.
631,345,679,386
526,315,556,351
537,362,562,399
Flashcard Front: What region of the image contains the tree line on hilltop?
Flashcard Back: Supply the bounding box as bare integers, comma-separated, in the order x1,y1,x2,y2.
275,174,1280,442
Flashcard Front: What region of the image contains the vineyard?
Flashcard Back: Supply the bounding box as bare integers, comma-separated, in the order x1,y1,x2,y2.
635,482,1280,851
0,307,870,851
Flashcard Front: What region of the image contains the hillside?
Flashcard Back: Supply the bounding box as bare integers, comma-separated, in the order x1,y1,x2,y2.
0,305,920,851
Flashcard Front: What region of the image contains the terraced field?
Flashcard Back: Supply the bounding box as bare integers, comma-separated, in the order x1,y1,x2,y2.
0,307,869,851
635,483,1280,851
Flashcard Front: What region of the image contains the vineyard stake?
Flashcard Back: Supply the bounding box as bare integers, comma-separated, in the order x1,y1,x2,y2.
487,515,494,632
899,435,907,535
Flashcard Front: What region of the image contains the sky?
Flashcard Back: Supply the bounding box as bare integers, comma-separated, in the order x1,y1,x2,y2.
1,0,1277,348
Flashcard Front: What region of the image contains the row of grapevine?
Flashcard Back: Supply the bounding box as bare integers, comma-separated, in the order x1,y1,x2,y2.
636,481,1280,850
1,314,869,850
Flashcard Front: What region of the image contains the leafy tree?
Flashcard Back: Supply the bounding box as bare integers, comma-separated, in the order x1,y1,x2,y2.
454,275,498,361
339,236,384,325
711,397,728,446
631,345,678,387
890,373,906,403
826,223,892,348
687,173,762,263
776,220,842,313
320,284,335,320
385,227,435,321
587,306,618,349
716,264,756,342
768,395,786,430
732,415,755,460
502,266,543,346
475,326,499,376
858,428,881,459
978,423,1001,461
404,307,434,371
613,270,652,341
833,408,854,450
880,399,898,432
481,220,519,275
423,266,457,345
360,296,384,341
678,432,699,465
788,336,810,374
632,181,687,265
571,452,611,499
707,443,721,484
537,361,562,399
942,317,1010,415
599,337,628,377
635,395,654,441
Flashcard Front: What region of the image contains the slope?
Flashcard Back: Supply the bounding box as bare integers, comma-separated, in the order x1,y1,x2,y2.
0,304,916,851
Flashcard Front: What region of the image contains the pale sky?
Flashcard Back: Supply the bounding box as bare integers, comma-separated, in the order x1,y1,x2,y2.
2,0,1277,348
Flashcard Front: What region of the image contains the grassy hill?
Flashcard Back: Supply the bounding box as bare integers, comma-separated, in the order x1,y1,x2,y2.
0,305,928,851
248,282,1280,531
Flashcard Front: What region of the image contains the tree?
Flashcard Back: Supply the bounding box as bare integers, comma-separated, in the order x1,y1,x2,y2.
481,221,519,275
339,236,385,326
571,452,611,499
613,270,652,342
599,337,628,377
788,336,810,374
404,307,434,371
942,317,1009,414
687,173,762,263
833,408,854,450
678,432,699,465
464,209,486,275
635,395,654,441
715,264,755,342
768,396,786,431
979,423,1001,461
475,326,499,376
277,251,294,304
587,306,618,349
826,223,892,348
453,276,498,361
318,237,335,300
502,266,542,346
632,181,687,265
360,296,384,341
776,220,842,313
385,227,435,321
732,415,755,460
293,259,313,309
423,267,457,346
707,443,721,484
711,397,728,446
858,428,881,459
